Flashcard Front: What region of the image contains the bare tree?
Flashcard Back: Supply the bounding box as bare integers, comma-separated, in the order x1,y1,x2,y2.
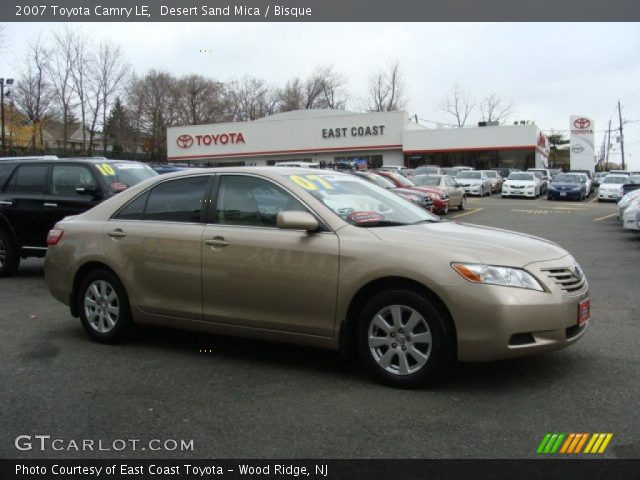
316,65,347,109
439,82,475,127
277,66,347,112
363,60,407,112
69,29,93,151
277,78,305,112
175,74,227,125
13,38,54,148
49,28,77,152
479,92,515,124
96,41,130,154
225,76,275,121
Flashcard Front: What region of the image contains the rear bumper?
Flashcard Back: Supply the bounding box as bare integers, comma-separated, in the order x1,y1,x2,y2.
548,191,582,200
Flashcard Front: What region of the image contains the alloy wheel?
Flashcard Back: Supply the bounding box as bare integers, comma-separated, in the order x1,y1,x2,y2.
84,280,120,333
367,305,432,376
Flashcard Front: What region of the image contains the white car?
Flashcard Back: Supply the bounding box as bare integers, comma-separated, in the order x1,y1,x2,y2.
455,170,492,196
575,173,593,197
617,189,640,221
502,172,541,198
598,176,629,202
621,198,640,231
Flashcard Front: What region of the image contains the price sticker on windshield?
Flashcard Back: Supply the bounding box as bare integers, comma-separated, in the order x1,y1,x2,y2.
290,174,335,191
94,163,116,176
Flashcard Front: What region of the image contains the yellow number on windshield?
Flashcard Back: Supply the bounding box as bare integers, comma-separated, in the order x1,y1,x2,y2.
95,163,116,176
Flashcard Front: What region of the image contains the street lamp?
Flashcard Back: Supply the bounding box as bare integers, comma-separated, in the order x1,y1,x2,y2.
1,78,13,156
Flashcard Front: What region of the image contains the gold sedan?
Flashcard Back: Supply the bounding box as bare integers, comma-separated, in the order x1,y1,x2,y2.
44,168,590,388
412,174,466,210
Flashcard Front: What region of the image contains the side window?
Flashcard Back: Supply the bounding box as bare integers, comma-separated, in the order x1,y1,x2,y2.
215,175,307,227
11,164,48,194
51,165,97,196
144,176,209,223
114,192,149,220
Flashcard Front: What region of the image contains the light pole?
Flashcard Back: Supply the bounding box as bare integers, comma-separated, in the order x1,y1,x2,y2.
0,78,14,157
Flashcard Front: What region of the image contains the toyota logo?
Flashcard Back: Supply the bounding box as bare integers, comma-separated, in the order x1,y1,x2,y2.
573,118,591,129
570,262,583,279
177,134,194,149
571,144,585,154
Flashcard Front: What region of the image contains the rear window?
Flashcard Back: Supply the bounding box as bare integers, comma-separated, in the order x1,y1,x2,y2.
11,164,48,194
509,173,535,181
93,162,157,192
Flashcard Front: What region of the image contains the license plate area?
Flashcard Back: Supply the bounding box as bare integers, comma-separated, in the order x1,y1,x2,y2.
578,298,590,326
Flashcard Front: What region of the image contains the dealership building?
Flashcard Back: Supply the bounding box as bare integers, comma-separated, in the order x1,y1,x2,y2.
167,109,549,170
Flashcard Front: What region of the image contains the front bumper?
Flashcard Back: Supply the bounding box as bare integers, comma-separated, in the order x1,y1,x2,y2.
548,189,582,200
460,185,482,195
437,256,589,361
599,190,621,201
503,187,536,197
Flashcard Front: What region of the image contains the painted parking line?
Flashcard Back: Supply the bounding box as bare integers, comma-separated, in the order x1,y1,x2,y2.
593,213,618,222
450,208,484,219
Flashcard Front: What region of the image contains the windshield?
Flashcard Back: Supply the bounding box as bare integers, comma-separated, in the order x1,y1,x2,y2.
508,173,535,181
383,172,414,187
94,162,158,192
483,171,497,178
553,175,581,184
287,173,439,227
602,176,628,184
412,175,441,186
358,173,396,189
457,171,481,179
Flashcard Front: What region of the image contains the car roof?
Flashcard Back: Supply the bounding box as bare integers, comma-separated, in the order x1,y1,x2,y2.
0,156,142,164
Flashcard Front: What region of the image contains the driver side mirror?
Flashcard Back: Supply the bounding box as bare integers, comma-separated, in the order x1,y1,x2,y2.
277,211,319,232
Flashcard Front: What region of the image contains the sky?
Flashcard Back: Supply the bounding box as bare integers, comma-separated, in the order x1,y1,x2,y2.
2,22,640,169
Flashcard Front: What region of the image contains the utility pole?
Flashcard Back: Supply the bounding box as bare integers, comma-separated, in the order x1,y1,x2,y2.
618,99,625,170
605,119,612,165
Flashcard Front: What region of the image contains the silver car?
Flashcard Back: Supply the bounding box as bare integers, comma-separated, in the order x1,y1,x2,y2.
455,171,492,196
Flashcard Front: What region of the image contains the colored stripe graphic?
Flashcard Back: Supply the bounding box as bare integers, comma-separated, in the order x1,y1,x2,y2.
538,433,613,454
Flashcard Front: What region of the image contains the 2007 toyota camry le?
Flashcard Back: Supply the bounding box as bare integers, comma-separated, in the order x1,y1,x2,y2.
44,167,590,388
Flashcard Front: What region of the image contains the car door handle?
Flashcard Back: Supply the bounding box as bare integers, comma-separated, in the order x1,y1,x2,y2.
204,237,230,247
0,200,13,206
108,229,127,239
44,202,58,208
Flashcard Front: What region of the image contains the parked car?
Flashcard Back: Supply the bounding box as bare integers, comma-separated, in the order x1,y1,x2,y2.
594,171,608,186
481,170,504,192
528,169,552,194
617,189,640,221
530,171,548,194
547,173,587,201
455,170,492,196
621,198,640,231
44,167,590,388
374,170,450,214
0,157,157,276
502,172,541,198
492,167,521,179
412,175,466,211
569,170,595,195
412,166,443,176
598,175,630,202
352,171,434,212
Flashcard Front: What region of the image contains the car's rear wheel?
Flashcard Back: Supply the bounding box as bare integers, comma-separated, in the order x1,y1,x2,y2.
356,290,454,388
458,196,466,211
78,269,132,343
0,229,20,277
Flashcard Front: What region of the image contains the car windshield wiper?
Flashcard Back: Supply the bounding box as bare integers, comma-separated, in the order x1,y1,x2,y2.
359,220,410,227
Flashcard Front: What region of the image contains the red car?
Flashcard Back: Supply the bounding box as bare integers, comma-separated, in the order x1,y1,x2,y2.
375,170,451,214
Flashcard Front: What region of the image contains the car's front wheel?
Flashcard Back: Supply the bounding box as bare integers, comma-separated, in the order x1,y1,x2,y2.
0,229,20,277
78,269,133,343
356,290,454,388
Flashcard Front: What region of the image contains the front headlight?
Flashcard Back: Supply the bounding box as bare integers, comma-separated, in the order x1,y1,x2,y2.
451,263,544,291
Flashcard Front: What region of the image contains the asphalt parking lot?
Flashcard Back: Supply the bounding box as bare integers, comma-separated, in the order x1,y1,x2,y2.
1,193,639,460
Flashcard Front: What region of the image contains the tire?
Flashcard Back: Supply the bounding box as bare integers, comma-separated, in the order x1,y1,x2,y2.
77,269,133,343
356,289,454,388
458,196,466,211
0,228,20,277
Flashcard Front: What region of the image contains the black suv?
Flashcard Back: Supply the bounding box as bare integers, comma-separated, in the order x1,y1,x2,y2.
0,157,157,276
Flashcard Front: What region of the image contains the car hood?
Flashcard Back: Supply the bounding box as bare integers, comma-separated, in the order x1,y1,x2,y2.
368,221,568,267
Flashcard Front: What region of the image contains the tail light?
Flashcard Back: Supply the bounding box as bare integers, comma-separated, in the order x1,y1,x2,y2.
47,229,64,246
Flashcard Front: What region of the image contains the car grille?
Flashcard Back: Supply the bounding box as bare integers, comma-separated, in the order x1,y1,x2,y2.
511,185,525,188
540,266,586,293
